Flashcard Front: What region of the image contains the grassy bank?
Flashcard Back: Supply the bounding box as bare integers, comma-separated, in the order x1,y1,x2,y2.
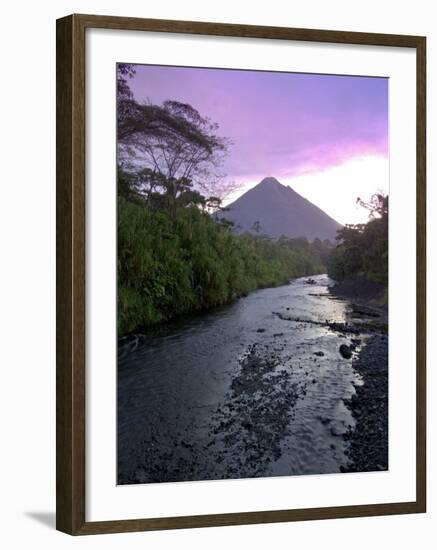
118,198,329,335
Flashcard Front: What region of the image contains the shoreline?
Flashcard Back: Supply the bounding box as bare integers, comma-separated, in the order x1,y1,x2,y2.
118,275,389,482
329,276,387,311
329,277,388,472
342,333,388,472
118,274,323,342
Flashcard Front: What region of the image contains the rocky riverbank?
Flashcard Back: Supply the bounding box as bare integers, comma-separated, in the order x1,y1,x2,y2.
329,277,388,472
117,275,388,484
329,276,387,309
343,333,388,472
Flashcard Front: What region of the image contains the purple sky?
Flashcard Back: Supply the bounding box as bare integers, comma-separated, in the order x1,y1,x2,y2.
129,64,388,184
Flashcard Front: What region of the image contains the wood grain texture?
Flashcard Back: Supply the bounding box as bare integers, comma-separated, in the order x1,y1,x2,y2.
74,13,423,47
56,16,73,534
77,501,421,535
56,14,86,535
415,36,427,514
56,13,427,535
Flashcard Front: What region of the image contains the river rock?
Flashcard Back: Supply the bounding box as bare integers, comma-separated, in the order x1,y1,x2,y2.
339,344,353,359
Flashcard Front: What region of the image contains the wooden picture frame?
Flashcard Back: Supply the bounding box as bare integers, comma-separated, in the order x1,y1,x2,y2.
56,13,426,535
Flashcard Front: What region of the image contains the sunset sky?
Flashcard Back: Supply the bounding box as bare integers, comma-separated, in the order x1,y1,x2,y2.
128,64,389,225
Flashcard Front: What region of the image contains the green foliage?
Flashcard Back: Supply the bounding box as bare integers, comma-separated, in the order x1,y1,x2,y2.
327,194,388,285
118,198,330,335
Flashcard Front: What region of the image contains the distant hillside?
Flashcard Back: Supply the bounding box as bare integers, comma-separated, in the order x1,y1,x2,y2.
217,177,342,241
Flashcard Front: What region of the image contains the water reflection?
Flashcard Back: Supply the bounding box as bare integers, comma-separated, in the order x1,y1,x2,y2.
117,275,362,484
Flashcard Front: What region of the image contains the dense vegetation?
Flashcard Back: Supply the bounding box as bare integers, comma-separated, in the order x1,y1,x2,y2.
116,64,332,335
327,194,388,287
119,198,333,333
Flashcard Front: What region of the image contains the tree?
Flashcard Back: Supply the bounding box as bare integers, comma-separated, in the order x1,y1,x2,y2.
328,193,388,285
117,63,142,142
356,193,388,220
117,71,229,195
116,65,231,204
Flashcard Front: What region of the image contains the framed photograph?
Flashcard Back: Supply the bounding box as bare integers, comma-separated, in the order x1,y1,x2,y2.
56,14,426,535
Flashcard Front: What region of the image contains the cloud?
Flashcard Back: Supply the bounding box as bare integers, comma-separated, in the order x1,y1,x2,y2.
128,64,388,217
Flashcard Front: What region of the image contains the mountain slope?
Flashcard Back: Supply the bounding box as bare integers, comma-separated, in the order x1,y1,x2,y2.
218,177,342,241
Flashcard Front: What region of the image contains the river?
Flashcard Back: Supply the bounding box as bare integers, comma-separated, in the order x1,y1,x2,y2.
117,274,365,484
